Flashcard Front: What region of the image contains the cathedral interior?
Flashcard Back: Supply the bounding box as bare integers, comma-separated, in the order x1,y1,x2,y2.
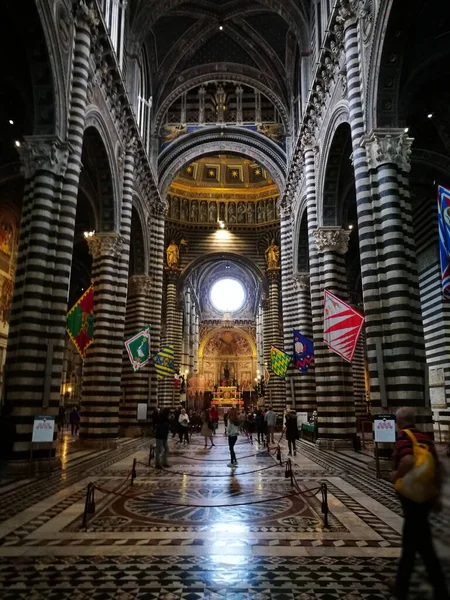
0,0,449,598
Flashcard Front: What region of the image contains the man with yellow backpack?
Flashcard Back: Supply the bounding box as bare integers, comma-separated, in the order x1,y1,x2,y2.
390,407,449,600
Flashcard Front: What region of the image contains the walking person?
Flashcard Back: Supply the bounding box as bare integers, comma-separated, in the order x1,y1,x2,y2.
155,409,170,469
201,409,215,448
227,407,240,468
246,411,255,444
209,405,219,435
285,409,299,456
390,407,449,600
57,405,66,434
265,407,277,445
69,406,80,436
178,408,190,444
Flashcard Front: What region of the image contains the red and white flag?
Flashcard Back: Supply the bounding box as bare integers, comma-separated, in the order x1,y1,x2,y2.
323,289,364,363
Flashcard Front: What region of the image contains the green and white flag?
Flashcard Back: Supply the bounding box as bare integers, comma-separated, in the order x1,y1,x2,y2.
124,326,151,372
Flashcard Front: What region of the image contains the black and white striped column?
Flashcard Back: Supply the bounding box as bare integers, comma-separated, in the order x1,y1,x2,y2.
119,275,152,436
265,268,286,412
4,137,69,467
80,233,124,445
313,227,356,448
148,204,165,408
159,269,183,408
361,130,427,420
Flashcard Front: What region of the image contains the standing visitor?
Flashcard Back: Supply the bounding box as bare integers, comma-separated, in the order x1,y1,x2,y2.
265,407,277,444
227,407,240,468
70,406,80,436
178,408,190,444
285,409,299,456
155,409,170,469
246,411,255,443
201,409,215,448
209,405,219,434
390,407,449,600
224,410,228,435
255,410,265,443
57,405,66,433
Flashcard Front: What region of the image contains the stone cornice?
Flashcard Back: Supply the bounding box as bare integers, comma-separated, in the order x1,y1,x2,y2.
314,227,350,255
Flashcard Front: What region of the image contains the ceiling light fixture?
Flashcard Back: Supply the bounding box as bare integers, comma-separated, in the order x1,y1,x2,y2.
348,224,354,230
8,119,14,125
427,113,433,119
219,24,224,31
14,140,21,147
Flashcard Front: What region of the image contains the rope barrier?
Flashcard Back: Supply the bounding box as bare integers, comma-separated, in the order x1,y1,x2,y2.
138,460,288,478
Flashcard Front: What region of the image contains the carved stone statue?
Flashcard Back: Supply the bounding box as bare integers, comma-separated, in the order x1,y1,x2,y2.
166,240,179,269
265,239,280,269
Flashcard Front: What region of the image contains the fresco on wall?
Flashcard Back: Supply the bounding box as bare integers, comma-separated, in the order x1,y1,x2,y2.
203,330,252,356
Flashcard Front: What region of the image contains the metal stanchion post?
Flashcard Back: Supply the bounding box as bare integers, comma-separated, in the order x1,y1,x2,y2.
276,446,282,464
321,483,329,528
131,458,137,486
82,483,95,529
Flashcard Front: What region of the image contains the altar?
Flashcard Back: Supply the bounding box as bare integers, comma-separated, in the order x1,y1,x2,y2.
211,386,243,408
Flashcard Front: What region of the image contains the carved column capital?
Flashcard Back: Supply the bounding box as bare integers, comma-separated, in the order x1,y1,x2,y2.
86,232,124,260
165,267,181,284
314,227,350,255
128,275,152,296
267,268,281,283
18,136,71,179
260,294,270,310
73,0,100,31
361,129,413,172
292,272,310,291
336,0,360,30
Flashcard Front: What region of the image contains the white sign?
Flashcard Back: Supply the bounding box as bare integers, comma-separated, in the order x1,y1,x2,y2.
296,412,309,427
32,415,55,443
136,403,148,421
373,414,396,443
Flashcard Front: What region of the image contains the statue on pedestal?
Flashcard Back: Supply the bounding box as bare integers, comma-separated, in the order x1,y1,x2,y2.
265,239,280,269
166,240,179,269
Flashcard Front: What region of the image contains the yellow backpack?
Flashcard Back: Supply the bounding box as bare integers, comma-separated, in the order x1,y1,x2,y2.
394,429,438,503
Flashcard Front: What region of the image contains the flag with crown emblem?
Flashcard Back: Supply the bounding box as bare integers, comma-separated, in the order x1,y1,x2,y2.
270,346,291,378
323,289,364,363
124,326,151,372
66,285,95,359
293,330,314,373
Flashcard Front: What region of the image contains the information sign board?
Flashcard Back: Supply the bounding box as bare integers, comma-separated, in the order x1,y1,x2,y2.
296,412,309,427
373,414,396,443
32,415,55,443
136,403,148,422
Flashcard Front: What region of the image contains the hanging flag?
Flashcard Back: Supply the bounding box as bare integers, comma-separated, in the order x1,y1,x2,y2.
66,285,95,359
270,345,291,378
153,344,176,379
323,289,364,363
124,326,151,372
438,185,450,300
263,366,270,384
293,330,314,373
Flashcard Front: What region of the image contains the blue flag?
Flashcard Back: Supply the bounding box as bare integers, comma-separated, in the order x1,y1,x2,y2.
438,185,450,300
293,330,314,374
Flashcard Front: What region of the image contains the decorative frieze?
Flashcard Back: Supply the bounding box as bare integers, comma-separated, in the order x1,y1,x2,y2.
19,136,71,179
314,227,350,255
361,129,413,172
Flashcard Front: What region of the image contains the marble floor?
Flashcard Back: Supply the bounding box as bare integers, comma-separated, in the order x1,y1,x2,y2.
0,428,448,600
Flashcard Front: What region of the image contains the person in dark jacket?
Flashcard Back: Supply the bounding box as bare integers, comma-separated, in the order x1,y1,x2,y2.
285,409,299,456
69,407,80,436
155,409,170,469
255,410,265,443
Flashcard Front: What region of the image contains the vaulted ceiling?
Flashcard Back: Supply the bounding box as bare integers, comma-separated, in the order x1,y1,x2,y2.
128,0,311,119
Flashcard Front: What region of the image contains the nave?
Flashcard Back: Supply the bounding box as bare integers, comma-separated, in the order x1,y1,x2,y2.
0,428,448,600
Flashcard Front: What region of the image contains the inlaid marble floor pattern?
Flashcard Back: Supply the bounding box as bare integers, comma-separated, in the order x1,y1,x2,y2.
0,429,448,600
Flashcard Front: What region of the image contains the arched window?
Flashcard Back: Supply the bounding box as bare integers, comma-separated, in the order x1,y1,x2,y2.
100,0,126,68
136,50,152,153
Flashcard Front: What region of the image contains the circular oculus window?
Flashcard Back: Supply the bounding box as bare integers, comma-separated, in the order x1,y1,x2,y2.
210,278,246,313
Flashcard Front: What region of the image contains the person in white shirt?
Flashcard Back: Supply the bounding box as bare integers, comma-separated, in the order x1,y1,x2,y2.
178,408,190,444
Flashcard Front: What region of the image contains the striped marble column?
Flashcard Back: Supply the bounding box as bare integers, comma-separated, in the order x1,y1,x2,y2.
119,275,152,436
80,233,124,445
148,204,165,408
159,269,183,408
361,130,427,418
4,137,69,467
303,145,321,417
265,269,286,412
314,227,356,448
352,330,367,422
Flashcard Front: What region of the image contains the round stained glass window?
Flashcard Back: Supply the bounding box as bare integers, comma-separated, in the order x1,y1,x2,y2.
210,278,246,313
